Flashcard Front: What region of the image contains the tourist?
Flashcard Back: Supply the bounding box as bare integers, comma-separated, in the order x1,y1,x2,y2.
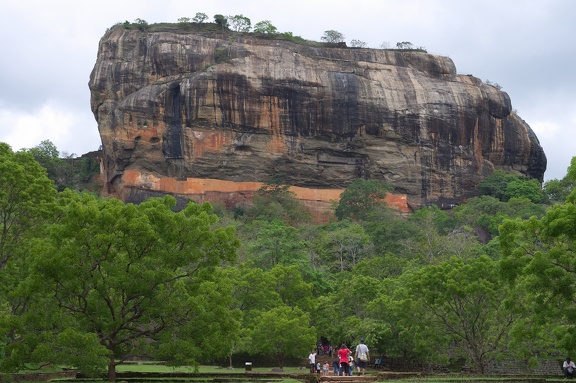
338,343,352,376
564,357,575,378
308,349,316,374
355,338,370,376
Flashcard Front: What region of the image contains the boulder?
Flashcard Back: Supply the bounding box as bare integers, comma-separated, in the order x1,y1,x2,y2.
89,24,546,215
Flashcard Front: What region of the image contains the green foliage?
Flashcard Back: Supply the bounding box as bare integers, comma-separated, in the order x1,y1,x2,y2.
26,140,99,192
20,192,239,379
499,184,576,357
335,179,392,221
0,143,56,269
278,32,308,44
253,20,277,34
406,256,519,373
2,135,576,373
192,12,208,23
544,157,576,204
454,195,546,238
213,14,228,29
350,39,367,48
478,170,543,203
123,18,149,31
368,274,442,360
225,264,314,360
243,176,311,225
363,207,418,256
321,30,345,43
251,305,316,369
227,15,251,32
0,143,58,373
214,47,231,64
242,219,309,270
402,206,479,264
395,41,413,49
317,220,372,272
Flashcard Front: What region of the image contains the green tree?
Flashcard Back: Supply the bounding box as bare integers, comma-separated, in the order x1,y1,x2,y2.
543,157,576,204
453,196,546,239
26,193,239,381
499,180,576,357
506,178,543,203
0,143,55,269
407,256,518,373
403,206,462,264
192,12,208,23
543,178,573,204
268,265,314,313
243,219,308,270
335,179,392,221
253,20,277,34
243,176,311,225
26,140,64,187
225,264,314,363
133,18,148,31
0,143,56,373
321,30,345,43
26,140,96,192
363,206,418,256
213,14,228,29
350,39,367,48
227,14,251,32
251,305,316,369
478,170,542,203
319,220,372,271
395,41,414,49
368,275,438,362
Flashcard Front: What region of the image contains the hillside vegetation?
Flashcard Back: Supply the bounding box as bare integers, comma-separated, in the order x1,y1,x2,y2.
0,141,573,380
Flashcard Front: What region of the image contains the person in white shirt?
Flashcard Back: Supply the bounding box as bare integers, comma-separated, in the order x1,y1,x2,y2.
564,357,575,378
308,349,317,374
355,338,370,376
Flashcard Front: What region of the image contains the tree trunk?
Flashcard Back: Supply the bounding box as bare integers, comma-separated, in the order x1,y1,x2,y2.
108,357,117,382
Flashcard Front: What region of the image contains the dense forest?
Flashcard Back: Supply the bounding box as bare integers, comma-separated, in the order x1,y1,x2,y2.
2,139,576,381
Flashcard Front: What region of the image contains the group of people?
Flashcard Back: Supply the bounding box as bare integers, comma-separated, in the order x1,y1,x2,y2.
309,339,371,376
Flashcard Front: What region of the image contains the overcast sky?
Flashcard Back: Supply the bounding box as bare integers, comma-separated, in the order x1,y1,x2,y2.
1,0,574,181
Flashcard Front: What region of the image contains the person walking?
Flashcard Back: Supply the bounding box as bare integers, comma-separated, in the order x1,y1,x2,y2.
355,338,370,376
308,349,316,374
338,343,352,376
332,348,340,376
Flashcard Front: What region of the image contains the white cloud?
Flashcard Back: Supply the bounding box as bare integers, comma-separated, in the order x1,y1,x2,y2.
0,103,99,156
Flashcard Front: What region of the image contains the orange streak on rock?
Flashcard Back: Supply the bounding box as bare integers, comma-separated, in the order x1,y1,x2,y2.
121,169,410,220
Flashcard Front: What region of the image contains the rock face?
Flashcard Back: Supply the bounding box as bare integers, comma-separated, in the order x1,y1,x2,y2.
89,24,546,214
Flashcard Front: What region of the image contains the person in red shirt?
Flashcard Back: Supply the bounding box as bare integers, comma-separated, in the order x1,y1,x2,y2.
338,343,352,376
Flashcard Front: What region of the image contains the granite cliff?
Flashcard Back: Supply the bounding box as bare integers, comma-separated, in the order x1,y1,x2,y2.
89,23,546,215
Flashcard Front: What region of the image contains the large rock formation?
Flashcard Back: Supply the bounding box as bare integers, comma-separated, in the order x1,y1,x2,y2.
89,23,546,214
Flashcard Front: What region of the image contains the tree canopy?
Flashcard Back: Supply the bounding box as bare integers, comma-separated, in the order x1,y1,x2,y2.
321,30,345,43
2,138,572,377
4,191,239,380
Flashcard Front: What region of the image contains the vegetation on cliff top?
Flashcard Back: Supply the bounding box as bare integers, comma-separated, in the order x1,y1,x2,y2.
108,14,427,52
